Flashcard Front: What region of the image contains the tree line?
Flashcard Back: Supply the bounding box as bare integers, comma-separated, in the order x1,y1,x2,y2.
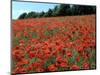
18,4,96,19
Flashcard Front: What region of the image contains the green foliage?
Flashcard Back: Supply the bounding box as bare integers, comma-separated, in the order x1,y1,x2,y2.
52,6,58,16
44,9,53,17
45,28,59,37
30,57,40,64
44,56,56,69
68,49,79,65
18,12,27,19
13,37,20,46
32,32,39,38
57,4,70,16
25,12,38,18
18,4,96,19
38,11,45,17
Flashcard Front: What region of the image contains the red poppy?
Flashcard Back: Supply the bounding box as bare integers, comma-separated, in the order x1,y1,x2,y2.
29,51,35,59
71,65,80,70
35,68,45,72
12,15,96,73
66,51,73,57
60,62,68,68
48,64,57,71
12,49,25,61
83,63,90,69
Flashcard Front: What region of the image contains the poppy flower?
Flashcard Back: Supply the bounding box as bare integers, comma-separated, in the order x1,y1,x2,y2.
35,68,45,72
29,51,35,59
71,65,80,70
12,50,25,61
60,62,68,68
66,51,73,57
12,15,96,73
48,64,57,71
83,63,90,69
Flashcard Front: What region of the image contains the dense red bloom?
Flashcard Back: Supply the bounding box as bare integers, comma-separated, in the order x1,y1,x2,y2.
66,42,73,48
23,31,28,37
43,49,51,54
12,49,25,61
16,58,29,66
59,62,68,68
35,68,45,72
56,56,64,63
83,63,90,69
32,62,43,68
18,67,27,74
26,45,31,52
48,64,57,71
71,65,80,70
66,51,73,57
27,65,33,71
56,45,63,51
29,51,35,59
76,46,84,52
13,67,27,74
15,32,21,38
19,40,25,46
76,56,80,62
12,15,96,73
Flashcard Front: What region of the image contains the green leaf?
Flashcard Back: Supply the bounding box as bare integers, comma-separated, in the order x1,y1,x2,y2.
32,32,39,38
44,57,56,69
30,57,40,64
13,37,20,47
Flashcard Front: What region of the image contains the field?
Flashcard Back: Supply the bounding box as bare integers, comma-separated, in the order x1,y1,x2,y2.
12,15,96,74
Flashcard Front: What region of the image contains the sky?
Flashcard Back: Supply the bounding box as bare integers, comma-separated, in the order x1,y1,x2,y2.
12,1,59,19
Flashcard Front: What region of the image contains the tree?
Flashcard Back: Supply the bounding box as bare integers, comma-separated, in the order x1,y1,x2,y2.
38,11,45,17
52,6,58,16
18,13,27,19
57,4,70,16
71,5,96,15
83,6,96,14
17,4,96,20
44,9,53,17
25,12,38,18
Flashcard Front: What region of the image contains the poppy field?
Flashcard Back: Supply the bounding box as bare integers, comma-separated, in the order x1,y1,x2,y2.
12,15,96,74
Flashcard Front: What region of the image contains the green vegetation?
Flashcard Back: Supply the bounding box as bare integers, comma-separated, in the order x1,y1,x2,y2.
18,4,96,19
